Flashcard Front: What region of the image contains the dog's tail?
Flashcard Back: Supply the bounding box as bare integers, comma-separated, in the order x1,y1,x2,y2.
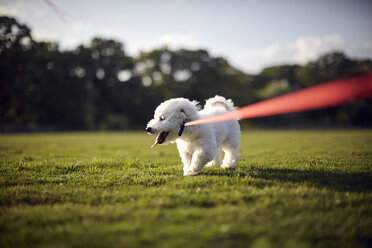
204,95,236,111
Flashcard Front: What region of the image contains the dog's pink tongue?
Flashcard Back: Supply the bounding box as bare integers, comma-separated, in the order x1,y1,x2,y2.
151,133,161,148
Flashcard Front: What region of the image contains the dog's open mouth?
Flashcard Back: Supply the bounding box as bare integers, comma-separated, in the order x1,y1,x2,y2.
151,131,169,148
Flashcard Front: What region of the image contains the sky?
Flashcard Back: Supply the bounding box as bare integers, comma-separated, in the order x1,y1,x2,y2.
1,0,372,73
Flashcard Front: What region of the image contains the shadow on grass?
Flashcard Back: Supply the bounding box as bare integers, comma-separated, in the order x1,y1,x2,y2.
205,167,372,192
250,167,372,192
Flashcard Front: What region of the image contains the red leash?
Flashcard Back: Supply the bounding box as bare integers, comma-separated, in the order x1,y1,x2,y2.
186,74,372,126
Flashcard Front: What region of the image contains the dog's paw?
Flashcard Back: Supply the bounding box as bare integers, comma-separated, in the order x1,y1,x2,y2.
205,161,220,167
221,163,237,169
183,170,203,176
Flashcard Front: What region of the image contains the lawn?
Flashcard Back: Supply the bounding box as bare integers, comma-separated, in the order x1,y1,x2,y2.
0,130,371,248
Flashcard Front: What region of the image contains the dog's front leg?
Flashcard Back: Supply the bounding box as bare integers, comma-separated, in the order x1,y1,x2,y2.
179,151,192,173
184,148,215,176
177,142,193,174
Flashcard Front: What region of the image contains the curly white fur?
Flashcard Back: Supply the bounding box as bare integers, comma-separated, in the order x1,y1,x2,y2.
146,95,240,176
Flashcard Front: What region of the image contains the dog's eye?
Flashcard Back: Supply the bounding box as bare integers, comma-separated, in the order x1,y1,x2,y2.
159,116,165,121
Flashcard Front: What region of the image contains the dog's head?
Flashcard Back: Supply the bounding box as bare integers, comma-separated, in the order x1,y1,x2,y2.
146,98,200,148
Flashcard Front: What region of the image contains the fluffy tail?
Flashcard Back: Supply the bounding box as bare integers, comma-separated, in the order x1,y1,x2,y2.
204,95,236,111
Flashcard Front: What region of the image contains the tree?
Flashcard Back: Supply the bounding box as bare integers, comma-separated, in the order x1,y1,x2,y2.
70,38,135,129
134,48,253,107
1,16,371,131
0,16,37,130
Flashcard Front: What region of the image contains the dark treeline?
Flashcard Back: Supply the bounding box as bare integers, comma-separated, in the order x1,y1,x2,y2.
1,16,372,132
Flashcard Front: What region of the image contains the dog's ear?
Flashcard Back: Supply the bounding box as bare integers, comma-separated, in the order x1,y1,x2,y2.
191,100,201,111
180,108,187,117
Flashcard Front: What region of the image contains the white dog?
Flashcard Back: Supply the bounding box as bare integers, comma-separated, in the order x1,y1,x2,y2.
146,95,240,176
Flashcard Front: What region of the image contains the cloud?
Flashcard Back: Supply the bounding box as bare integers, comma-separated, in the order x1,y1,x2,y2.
126,32,208,57
158,33,206,50
32,22,92,49
128,33,372,74
0,3,23,16
71,22,84,33
32,29,59,41
0,1,46,19
128,33,359,74
349,41,372,59
292,34,345,64
231,34,350,73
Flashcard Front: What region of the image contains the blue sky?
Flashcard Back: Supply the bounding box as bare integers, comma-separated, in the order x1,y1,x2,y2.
1,0,371,73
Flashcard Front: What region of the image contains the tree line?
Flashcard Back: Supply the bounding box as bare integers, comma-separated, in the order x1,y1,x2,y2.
1,16,371,132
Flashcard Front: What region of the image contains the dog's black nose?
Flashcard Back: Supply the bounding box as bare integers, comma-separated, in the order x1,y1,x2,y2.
146,127,152,133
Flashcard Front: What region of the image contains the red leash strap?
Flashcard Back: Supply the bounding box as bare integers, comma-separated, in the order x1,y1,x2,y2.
185,74,372,126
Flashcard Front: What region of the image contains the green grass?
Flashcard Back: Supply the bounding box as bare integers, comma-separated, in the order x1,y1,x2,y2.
0,130,371,248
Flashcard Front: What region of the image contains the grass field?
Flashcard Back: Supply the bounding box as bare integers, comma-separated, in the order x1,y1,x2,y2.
0,130,371,248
